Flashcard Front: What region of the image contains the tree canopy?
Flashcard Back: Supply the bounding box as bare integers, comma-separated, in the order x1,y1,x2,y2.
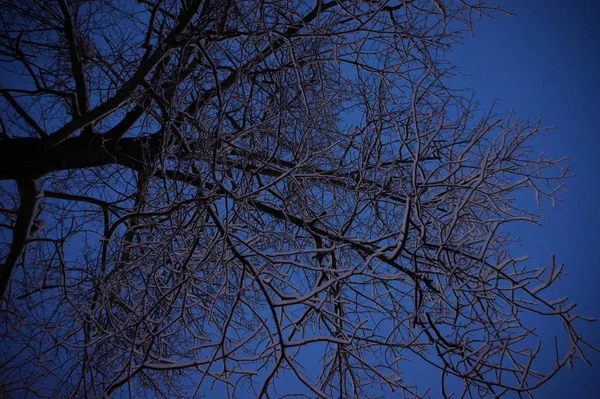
0,0,596,397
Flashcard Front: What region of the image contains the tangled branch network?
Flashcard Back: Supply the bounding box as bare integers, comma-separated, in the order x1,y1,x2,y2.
0,0,596,397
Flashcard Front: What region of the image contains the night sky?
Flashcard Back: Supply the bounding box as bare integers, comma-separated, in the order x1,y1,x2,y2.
1,1,598,397
448,0,600,397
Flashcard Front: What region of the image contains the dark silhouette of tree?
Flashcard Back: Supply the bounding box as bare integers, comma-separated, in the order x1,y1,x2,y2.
0,0,596,397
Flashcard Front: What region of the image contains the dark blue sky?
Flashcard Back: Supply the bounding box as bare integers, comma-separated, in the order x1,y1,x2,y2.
449,0,600,397
1,1,597,397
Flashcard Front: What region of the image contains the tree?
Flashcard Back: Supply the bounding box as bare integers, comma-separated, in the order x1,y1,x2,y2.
0,0,596,397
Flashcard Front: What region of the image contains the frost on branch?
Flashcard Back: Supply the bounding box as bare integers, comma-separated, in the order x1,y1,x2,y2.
0,0,596,398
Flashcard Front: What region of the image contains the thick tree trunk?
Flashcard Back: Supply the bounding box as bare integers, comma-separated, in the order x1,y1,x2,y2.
0,179,42,301
0,133,163,180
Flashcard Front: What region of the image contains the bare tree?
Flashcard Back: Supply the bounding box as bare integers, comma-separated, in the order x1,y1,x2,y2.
0,0,596,398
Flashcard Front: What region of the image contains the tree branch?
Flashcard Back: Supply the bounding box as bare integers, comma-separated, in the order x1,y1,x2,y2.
0,179,42,302
0,84,47,138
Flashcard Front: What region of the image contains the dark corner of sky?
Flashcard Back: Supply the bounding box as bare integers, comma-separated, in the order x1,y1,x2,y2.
446,1,600,397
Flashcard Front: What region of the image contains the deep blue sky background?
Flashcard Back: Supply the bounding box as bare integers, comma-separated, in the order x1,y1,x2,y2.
1,1,598,398
448,0,600,397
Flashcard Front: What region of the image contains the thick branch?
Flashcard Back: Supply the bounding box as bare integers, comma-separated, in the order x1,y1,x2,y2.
0,179,42,301
0,84,47,138
57,0,94,136
46,0,205,147
0,134,163,180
